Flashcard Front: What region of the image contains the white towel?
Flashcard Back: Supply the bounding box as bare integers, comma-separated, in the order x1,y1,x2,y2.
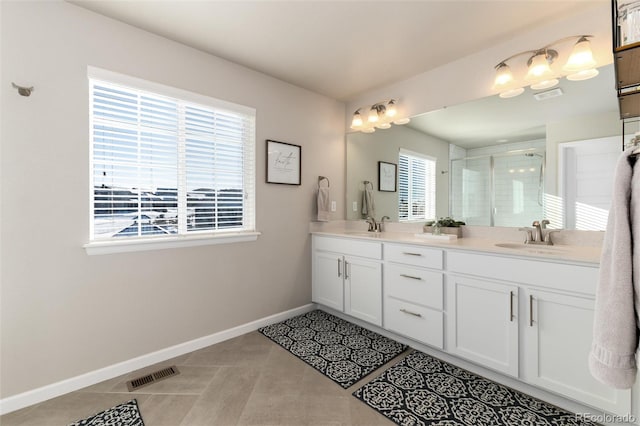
589,148,639,389
317,187,330,222
362,187,375,218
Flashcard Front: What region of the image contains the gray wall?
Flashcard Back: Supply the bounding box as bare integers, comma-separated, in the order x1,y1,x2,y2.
0,1,345,398
346,125,450,221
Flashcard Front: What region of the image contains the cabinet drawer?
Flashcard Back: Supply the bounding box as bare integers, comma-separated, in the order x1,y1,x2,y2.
447,251,598,295
313,236,382,259
384,264,443,310
384,243,443,269
384,297,443,349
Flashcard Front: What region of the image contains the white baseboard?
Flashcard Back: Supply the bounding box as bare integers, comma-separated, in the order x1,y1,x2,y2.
0,303,315,415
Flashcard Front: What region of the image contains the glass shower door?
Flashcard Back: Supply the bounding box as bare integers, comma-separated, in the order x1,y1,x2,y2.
450,156,492,226
492,153,544,227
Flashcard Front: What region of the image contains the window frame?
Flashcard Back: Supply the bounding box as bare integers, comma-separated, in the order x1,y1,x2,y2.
84,67,259,255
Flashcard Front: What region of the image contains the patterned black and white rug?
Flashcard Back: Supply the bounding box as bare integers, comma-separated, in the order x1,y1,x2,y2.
259,309,408,388
353,351,599,426
68,399,144,426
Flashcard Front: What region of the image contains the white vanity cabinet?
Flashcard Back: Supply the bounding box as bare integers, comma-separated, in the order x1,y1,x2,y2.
447,275,519,377
383,243,445,349
311,233,631,418
446,250,631,416
522,288,630,416
312,236,383,326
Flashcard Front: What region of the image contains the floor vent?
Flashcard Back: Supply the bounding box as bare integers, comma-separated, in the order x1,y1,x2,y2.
126,365,179,392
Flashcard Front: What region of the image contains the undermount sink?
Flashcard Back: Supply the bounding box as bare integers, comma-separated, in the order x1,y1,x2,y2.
494,242,568,254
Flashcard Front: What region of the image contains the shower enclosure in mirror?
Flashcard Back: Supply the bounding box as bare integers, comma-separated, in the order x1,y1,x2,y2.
450,150,545,227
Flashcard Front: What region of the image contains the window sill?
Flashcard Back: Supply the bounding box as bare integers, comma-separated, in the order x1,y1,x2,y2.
84,231,261,255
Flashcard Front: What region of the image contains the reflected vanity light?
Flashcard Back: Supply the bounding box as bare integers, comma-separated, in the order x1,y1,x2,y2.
350,99,410,133
493,35,598,99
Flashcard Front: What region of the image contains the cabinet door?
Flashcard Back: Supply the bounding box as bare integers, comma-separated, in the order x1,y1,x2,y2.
447,275,518,377
312,251,344,312
344,256,382,326
523,289,631,416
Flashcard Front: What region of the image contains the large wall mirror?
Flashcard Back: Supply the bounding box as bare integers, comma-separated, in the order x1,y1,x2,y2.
346,64,622,231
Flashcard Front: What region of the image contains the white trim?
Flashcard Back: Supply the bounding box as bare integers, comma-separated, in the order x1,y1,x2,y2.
84,231,261,255
0,303,315,415
87,66,256,116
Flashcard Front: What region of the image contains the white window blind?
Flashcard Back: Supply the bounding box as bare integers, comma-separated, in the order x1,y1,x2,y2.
88,68,256,242
398,149,436,221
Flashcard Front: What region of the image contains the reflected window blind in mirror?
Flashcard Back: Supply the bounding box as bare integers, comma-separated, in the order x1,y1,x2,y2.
398,149,436,222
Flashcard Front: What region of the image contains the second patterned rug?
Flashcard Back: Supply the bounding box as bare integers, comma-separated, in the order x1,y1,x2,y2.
353,350,599,426
259,309,408,388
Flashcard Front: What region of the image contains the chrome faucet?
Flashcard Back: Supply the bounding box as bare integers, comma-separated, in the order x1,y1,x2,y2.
366,216,389,232
366,216,378,232
521,219,557,245
532,221,543,243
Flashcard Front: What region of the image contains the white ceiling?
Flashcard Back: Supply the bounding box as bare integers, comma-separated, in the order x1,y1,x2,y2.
70,0,607,101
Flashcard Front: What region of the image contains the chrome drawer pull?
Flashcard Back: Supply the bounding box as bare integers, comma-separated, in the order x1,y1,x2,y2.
509,291,514,322
400,308,422,318
400,274,422,281
402,252,422,256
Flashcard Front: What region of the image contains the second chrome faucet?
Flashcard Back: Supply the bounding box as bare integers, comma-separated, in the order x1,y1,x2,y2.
520,220,558,245
366,216,390,232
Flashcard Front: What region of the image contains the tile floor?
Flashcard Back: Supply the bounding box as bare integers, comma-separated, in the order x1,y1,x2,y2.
0,331,401,426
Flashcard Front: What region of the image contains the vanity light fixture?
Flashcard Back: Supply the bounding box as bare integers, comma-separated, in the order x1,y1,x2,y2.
493,35,598,99
350,99,410,133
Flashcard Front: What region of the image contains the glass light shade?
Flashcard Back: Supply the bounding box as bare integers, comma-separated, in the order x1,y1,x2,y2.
376,122,391,129
393,117,410,125
566,68,599,81
494,63,514,88
368,107,379,123
563,38,596,72
385,100,397,117
526,52,553,81
362,127,375,133
530,78,559,90
499,87,525,98
350,112,363,128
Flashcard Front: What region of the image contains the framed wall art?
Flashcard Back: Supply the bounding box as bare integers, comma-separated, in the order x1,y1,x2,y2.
266,139,301,185
378,161,397,192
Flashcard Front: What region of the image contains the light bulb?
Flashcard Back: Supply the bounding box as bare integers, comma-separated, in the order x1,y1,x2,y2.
526,51,554,82
368,106,379,123
563,37,596,72
350,111,363,128
385,100,397,118
494,63,514,88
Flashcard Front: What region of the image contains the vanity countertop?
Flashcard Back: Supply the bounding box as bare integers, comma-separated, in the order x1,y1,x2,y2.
311,230,602,265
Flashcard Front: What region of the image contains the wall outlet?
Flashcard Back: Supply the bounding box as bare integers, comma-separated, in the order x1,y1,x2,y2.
352,201,358,212
331,201,336,212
